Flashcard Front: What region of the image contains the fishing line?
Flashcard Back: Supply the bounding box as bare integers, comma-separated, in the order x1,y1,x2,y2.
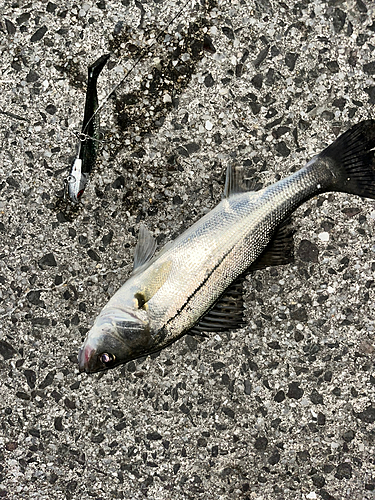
79,0,196,140
64,0,203,203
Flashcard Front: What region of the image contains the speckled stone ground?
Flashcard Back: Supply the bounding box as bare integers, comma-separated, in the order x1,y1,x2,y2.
1,0,375,499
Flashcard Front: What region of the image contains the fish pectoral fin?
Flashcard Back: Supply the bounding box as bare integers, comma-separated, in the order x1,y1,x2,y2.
249,218,295,271
223,164,247,198
133,224,157,272
189,278,246,334
137,259,173,301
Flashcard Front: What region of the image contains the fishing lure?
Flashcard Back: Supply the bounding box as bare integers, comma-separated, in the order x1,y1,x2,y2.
66,54,110,203
65,0,195,203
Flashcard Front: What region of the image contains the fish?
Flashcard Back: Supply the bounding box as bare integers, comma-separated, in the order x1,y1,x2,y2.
66,54,110,203
78,120,375,373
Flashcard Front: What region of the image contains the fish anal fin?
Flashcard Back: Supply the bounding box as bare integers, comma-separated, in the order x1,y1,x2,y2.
190,278,245,334
133,224,157,271
249,218,295,272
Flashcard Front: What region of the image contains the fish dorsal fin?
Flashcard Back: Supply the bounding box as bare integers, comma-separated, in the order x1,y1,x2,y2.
249,218,295,271
190,278,246,334
133,224,157,271
223,165,247,198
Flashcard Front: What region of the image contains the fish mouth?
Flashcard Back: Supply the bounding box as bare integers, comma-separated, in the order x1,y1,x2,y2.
78,344,95,373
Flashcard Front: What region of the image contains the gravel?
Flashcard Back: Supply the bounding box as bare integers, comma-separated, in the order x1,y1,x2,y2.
1,0,375,499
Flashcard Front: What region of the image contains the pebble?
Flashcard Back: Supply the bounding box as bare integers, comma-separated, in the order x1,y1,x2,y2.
163,93,172,103
205,120,213,131
318,231,330,242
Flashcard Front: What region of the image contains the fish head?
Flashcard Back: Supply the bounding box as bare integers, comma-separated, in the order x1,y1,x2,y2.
66,158,88,203
78,307,153,373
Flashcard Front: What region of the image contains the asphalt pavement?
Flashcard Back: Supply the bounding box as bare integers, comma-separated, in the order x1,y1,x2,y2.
0,0,375,498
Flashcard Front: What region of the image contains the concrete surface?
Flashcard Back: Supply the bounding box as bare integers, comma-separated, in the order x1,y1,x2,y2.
0,0,375,498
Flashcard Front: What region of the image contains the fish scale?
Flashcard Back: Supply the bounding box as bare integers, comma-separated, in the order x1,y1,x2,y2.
157,160,331,339
78,120,375,373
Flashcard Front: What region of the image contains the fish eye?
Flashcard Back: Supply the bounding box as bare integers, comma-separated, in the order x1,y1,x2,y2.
67,175,76,184
99,352,115,365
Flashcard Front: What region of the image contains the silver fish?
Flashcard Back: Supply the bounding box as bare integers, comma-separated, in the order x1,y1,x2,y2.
78,120,375,373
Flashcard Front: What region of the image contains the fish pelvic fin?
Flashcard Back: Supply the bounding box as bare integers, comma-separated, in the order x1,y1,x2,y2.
312,120,375,199
223,165,247,198
133,224,157,271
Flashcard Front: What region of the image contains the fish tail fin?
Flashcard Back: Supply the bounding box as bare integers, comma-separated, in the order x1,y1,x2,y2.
318,120,375,199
